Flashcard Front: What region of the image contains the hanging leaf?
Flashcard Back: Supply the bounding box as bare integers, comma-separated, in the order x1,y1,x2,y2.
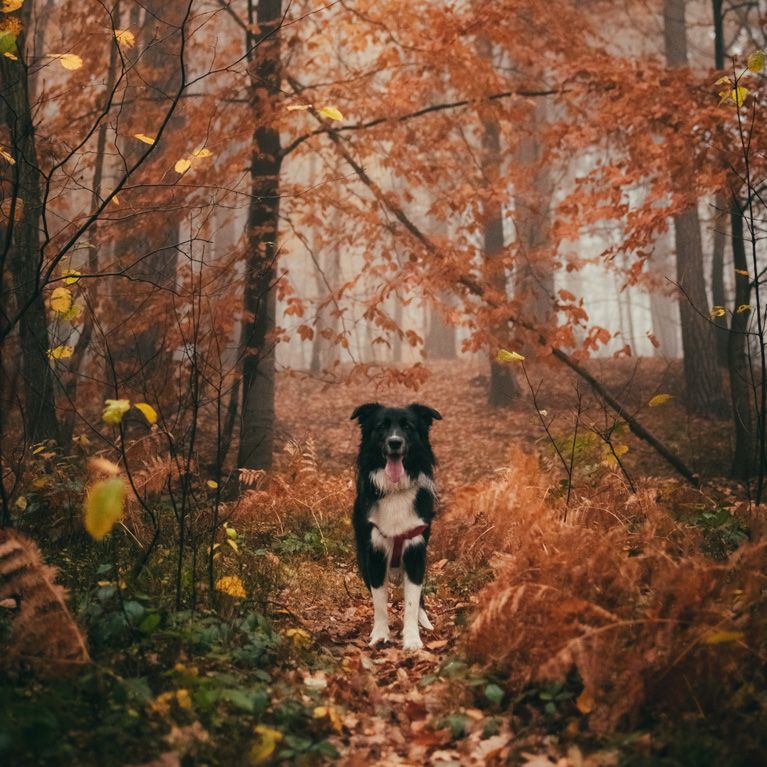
49,286,73,314
0,28,18,58
63,269,81,285
648,393,673,407
710,306,726,318
114,29,135,48
747,49,765,73
3,51,17,60
48,345,74,359
133,133,155,145
1,0,23,11
60,303,82,322
0,146,15,165
736,304,751,314
496,348,525,363
174,158,191,174
206,480,218,489
318,105,344,121
134,402,158,424
102,398,131,425
84,477,125,540
731,85,748,108
215,575,246,598
192,147,212,158
734,268,749,277
49,53,83,70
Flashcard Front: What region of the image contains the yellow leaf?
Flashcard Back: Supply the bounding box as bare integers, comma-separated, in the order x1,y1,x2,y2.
175,689,192,710
206,479,218,489
174,157,191,174
710,305,726,318
48,345,73,359
49,286,73,314
285,627,311,649
0,147,15,164
703,630,745,645
192,147,212,158
226,538,240,553
112,195,120,205
249,725,283,766
114,29,135,48
63,269,81,284
734,268,749,277
613,444,629,457
496,348,525,363
84,477,125,540
1,0,23,12
714,75,732,86
14,495,27,511
215,575,246,598
747,49,765,73
318,105,344,121
576,688,594,714
89,456,120,476
50,53,83,70
4,51,17,60
736,304,751,314
731,85,748,108
134,133,155,145
648,393,673,407
102,398,131,425
134,401,157,424
313,705,343,732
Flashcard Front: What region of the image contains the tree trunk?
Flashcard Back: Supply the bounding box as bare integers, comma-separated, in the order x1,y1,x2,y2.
649,227,681,357
425,296,457,360
483,119,521,406
663,0,726,415
237,0,282,471
0,17,59,444
711,191,728,366
728,201,754,479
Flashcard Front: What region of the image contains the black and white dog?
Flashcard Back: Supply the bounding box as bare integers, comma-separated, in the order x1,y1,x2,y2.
350,402,442,650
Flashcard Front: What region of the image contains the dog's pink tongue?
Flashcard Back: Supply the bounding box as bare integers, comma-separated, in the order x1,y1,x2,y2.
385,457,404,483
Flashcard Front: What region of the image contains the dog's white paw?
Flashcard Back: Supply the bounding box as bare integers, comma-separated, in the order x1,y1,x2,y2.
402,634,423,651
369,625,390,646
418,608,433,631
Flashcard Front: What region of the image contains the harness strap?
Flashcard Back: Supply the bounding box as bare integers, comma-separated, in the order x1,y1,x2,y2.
372,523,429,568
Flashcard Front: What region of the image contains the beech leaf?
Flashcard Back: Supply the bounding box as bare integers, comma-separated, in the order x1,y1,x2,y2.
49,286,73,314
134,133,155,145
318,105,343,121
496,348,525,363
102,398,131,425
114,29,135,48
747,49,765,73
1,0,24,12
134,402,158,424
710,306,726,318
48,345,74,359
648,393,673,407
174,158,191,174
215,575,246,598
50,53,83,70
84,477,125,540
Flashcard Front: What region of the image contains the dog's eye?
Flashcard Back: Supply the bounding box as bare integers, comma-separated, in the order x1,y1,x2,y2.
401,421,411,431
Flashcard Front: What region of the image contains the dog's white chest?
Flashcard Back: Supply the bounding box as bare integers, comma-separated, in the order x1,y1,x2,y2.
369,486,421,538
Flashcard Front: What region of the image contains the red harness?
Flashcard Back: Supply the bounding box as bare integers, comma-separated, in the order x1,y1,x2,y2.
372,523,429,568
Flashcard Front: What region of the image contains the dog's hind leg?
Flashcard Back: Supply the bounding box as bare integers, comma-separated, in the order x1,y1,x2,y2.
418,603,433,631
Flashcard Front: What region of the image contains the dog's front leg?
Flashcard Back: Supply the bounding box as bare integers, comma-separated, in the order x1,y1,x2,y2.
402,544,426,650
368,546,390,645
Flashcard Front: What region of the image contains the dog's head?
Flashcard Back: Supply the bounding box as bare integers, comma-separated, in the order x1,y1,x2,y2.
351,402,442,482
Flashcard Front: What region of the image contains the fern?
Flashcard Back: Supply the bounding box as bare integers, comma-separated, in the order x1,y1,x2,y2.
0,529,89,674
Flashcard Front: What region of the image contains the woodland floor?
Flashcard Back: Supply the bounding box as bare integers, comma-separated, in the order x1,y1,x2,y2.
2,357,750,767
265,356,739,766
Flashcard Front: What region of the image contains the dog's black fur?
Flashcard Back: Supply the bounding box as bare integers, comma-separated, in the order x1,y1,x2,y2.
350,402,442,648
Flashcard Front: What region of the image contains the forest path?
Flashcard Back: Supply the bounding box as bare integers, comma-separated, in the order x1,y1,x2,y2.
281,556,513,766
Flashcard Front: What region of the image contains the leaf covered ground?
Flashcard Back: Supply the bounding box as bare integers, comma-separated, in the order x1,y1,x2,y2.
2,358,761,767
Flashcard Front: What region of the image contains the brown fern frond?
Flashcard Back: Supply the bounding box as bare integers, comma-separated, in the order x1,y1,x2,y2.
0,529,90,675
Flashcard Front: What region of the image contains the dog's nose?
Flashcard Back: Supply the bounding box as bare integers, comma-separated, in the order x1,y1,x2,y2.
386,437,403,452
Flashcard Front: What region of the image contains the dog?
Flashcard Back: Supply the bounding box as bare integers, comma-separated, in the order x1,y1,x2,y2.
350,402,442,649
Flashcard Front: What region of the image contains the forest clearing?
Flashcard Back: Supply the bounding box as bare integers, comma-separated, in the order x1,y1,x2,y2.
2,0,767,765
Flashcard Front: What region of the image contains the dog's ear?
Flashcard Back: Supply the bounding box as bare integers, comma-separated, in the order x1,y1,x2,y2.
407,403,442,429
351,402,383,426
